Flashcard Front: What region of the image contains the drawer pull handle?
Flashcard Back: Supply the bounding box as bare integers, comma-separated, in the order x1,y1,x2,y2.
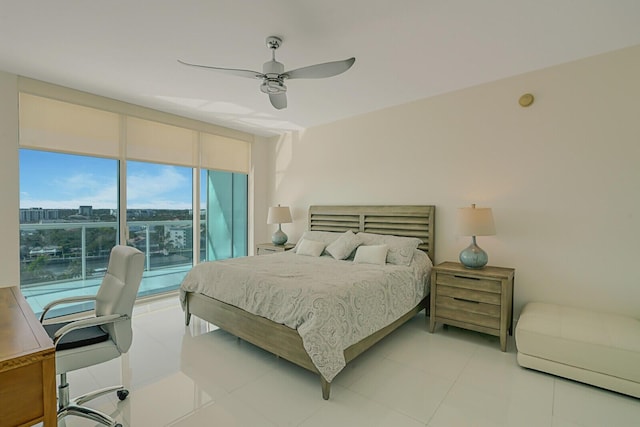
453,275,480,280
453,297,480,304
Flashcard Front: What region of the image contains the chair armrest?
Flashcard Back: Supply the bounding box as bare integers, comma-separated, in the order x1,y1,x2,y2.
40,295,97,322
53,313,129,345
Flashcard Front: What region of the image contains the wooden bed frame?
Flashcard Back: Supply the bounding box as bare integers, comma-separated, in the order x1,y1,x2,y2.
183,205,435,399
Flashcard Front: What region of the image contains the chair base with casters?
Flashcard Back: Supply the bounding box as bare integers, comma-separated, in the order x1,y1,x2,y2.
57,372,129,427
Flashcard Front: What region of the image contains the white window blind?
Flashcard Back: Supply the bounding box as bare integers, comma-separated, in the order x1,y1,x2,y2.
201,132,250,173
19,93,120,158
125,116,197,166
18,91,252,173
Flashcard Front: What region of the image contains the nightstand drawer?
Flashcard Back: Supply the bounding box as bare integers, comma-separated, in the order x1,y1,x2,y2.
437,284,501,305
436,306,501,330
436,273,501,294
257,247,278,255
435,295,501,318
256,243,295,256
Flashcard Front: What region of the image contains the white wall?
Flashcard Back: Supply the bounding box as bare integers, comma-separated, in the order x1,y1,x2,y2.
266,44,640,318
0,71,19,287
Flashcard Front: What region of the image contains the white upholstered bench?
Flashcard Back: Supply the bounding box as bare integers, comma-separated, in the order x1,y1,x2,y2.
515,302,640,398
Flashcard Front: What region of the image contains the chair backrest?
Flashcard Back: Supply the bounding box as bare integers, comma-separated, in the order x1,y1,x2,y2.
95,245,144,353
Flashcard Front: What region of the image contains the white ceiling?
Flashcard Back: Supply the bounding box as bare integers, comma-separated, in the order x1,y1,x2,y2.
1,1,640,137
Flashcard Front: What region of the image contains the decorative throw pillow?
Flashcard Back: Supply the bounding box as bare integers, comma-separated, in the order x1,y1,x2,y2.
353,245,388,265
295,239,326,257
357,233,422,266
294,231,342,254
325,230,362,260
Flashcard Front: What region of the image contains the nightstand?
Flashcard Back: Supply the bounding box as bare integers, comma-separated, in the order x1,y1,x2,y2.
255,242,295,255
429,261,515,351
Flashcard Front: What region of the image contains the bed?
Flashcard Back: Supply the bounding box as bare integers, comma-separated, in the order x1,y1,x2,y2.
180,205,435,399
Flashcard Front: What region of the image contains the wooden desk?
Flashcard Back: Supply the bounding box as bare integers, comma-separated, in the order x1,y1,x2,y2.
0,286,56,427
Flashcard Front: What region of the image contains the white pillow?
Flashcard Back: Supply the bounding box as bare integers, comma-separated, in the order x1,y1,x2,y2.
295,239,326,257
294,231,342,254
353,245,388,265
325,230,362,260
357,233,422,266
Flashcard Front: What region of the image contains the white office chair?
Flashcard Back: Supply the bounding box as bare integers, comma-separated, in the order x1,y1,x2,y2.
40,245,144,427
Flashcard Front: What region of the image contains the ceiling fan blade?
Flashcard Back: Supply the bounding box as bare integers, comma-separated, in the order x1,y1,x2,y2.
284,57,355,79
269,93,287,110
177,60,263,79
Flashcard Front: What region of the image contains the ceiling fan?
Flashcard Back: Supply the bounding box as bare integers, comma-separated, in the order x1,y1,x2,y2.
178,36,355,110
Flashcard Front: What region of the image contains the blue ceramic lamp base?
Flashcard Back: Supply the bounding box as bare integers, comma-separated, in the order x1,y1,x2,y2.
459,236,488,269
271,225,288,245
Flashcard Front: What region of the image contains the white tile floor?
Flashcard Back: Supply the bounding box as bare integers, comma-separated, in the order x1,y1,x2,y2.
56,295,640,427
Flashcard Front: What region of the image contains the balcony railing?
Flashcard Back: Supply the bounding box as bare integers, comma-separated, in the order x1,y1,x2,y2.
20,220,199,316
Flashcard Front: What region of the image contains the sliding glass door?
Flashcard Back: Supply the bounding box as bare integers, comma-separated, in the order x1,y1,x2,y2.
126,161,194,297
202,169,248,261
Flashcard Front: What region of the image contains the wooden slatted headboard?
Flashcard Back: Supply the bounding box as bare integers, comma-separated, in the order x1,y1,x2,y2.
308,205,436,262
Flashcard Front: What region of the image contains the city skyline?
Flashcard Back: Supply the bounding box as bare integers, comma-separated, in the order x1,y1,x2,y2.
20,150,206,210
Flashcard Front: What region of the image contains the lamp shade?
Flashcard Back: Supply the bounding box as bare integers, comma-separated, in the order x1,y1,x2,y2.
457,204,495,236
267,205,292,224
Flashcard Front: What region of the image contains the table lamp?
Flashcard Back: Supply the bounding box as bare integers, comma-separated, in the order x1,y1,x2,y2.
457,203,495,269
267,205,292,245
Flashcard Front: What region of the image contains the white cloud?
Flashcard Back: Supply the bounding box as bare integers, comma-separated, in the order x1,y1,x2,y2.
126,166,191,209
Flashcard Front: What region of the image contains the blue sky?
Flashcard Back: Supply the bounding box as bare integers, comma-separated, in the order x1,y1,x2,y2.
19,150,203,210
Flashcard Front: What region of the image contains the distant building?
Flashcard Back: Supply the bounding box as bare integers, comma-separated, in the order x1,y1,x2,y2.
19,207,59,223
78,205,93,217
168,227,188,249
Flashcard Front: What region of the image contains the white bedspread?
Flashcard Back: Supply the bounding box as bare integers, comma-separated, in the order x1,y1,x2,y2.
179,250,432,382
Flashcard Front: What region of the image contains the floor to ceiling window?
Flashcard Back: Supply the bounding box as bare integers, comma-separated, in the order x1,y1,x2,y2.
19,149,118,316
19,154,249,316
203,169,248,261
127,161,194,297
17,84,252,317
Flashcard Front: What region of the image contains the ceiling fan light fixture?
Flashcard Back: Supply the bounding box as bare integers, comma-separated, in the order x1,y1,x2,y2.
261,79,286,94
